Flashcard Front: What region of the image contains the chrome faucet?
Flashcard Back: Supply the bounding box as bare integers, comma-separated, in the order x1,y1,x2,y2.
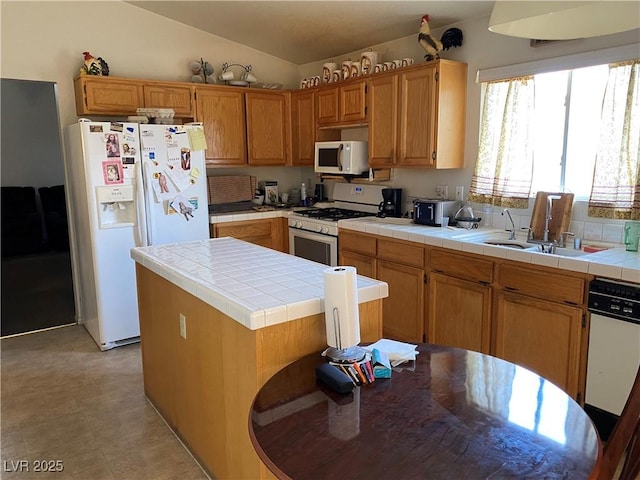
544,195,561,242
502,209,516,240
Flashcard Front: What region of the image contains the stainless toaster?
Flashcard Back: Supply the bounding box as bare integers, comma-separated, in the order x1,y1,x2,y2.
413,199,460,226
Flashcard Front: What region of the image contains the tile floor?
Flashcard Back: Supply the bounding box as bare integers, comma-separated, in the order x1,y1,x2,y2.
1,325,208,479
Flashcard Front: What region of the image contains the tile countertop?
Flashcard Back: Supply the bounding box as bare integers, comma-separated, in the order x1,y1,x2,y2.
130,237,389,331
339,217,640,284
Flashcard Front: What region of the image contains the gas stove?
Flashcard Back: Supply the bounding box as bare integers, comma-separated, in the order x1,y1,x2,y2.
288,183,390,266
295,207,377,222
288,184,388,237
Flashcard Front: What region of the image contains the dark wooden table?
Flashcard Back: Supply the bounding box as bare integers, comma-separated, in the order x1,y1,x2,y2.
249,344,601,479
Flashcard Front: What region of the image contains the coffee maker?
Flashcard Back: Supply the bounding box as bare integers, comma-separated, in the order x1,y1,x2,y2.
378,188,403,218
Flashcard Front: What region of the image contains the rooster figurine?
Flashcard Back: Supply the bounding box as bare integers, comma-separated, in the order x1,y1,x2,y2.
80,51,109,76
418,15,463,61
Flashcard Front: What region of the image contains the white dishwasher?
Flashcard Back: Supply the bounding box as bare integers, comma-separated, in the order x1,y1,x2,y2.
585,278,640,440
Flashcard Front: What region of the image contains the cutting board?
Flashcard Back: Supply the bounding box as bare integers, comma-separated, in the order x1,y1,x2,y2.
529,192,574,242
207,175,256,205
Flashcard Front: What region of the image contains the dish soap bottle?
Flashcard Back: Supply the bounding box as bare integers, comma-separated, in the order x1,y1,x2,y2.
301,183,307,206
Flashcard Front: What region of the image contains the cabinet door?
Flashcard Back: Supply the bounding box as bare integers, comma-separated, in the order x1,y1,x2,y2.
340,250,376,278
316,87,339,125
143,84,194,117
377,259,424,343
246,92,288,166
368,74,398,167
339,81,367,124
398,65,437,167
494,291,584,398
428,272,491,354
290,90,316,166
195,88,247,166
75,77,142,115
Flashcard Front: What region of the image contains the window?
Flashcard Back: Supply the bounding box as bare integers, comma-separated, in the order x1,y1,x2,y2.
471,56,639,219
531,65,608,197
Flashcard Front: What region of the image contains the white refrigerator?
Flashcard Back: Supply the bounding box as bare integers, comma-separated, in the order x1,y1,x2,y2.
63,121,209,350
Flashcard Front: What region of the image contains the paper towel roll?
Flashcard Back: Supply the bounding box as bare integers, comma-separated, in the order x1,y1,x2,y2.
323,266,360,349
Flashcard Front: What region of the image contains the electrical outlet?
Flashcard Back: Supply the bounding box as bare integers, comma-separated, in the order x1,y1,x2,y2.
455,186,464,201
179,313,187,339
435,185,448,199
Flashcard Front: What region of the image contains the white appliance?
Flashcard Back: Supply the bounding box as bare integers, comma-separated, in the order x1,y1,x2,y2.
585,278,640,419
314,141,368,175
63,121,209,350
288,183,387,266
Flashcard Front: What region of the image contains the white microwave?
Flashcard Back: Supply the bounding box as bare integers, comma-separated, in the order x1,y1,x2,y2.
314,141,368,175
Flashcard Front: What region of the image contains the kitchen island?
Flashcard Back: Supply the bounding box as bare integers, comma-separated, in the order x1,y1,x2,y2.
130,237,388,480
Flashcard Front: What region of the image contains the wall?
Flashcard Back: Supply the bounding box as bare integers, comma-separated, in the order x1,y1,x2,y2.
0,1,301,191
300,16,639,242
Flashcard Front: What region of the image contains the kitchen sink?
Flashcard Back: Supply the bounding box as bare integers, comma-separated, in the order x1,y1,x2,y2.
483,240,532,249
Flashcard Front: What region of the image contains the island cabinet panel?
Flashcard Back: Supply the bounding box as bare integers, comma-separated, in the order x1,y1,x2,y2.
493,290,584,398
428,272,492,354
195,87,247,166
246,92,288,166
143,83,194,118
136,264,382,480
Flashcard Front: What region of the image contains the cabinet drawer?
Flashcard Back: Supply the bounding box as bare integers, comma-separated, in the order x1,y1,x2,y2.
214,220,272,239
377,238,424,268
430,249,493,284
498,263,585,305
339,231,376,256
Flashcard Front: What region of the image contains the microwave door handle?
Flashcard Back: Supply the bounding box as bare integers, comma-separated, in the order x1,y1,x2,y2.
337,144,344,171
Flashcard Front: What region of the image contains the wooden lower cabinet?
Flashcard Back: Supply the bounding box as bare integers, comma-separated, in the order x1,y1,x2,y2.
494,290,584,398
377,259,424,343
428,272,491,354
339,250,376,278
212,218,287,253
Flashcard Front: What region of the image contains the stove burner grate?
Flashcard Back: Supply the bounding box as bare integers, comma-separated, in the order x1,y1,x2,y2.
296,208,376,221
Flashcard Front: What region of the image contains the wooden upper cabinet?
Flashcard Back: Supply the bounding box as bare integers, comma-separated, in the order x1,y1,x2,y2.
367,60,467,169
339,80,367,124
368,73,399,167
316,86,339,125
316,80,366,127
143,83,194,118
398,64,438,167
245,91,288,166
74,76,142,116
290,90,316,166
195,87,247,166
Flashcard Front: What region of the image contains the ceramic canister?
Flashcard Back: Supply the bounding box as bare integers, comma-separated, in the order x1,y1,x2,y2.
350,61,361,78
332,70,342,83
360,50,378,75
402,57,414,67
322,62,337,83
374,64,384,74
342,60,352,80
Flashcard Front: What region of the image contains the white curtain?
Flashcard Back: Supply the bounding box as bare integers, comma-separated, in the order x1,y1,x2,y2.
469,76,535,209
588,59,640,220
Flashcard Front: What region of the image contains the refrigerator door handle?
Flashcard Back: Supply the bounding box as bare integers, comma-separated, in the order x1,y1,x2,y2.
135,159,149,247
